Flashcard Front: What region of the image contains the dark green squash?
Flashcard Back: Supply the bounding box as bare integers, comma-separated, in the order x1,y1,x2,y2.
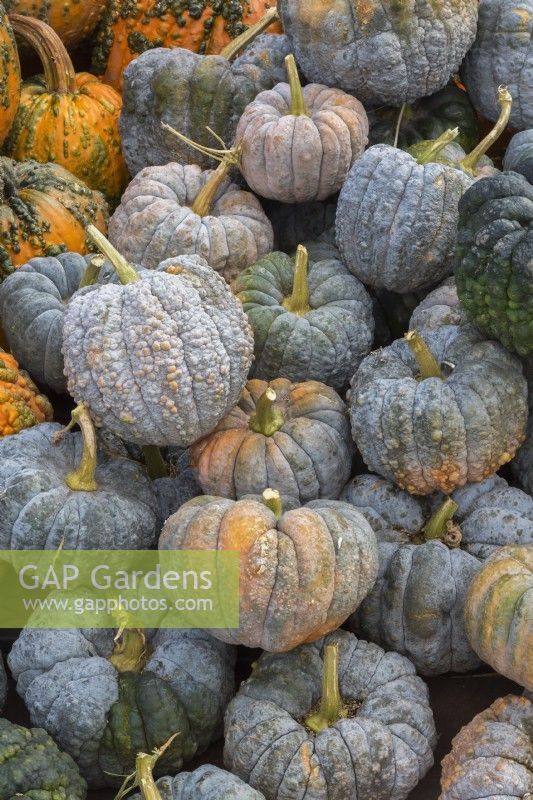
264,198,337,252
455,171,533,357
511,360,533,497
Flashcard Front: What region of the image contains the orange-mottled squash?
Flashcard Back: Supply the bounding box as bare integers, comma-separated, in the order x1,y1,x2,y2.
92,0,281,91
0,3,20,146
6,16,128,206
3,0,105,47
0,349,52,436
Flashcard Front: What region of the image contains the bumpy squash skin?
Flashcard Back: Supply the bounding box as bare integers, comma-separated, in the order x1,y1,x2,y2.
0,157,108,280
191,378,353,502
463,0,533,131
350,326,528,495
130,765,265,800
8,628,236,787
224,629,436,800
0,422,160,549
409,277,467,334
336,144,472,293
511,361,533,496
0,253,89,393
63,256,254,447
439,695,533,800
455,172,533,357
120,34,290,176
109,164,273,281
278,0,478,106
234,250,373,390
504,129,533,183
4,0,104,46
160,495,378,651
0,349,52,435
0,717,87,799
92,0,281,92
465,545,533,691
343,474,533,675
0,3,20,147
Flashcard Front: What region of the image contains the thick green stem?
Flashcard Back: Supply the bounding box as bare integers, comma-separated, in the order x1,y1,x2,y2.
285,54,308,117
61,404,98,492
424,498,459,541
412,127,459,165
305,644,346,733
282,245,310,315
137,753,162,800
459,87,512,175
109,629,150,673
143,446,169,480
86,225,140,285
249,388,285,436
80,254,105,288
405,330,443,380
191,152,241,216
262,488,282,518
220,7,279,60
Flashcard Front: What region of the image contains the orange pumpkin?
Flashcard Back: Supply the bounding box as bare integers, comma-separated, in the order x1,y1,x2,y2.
92,0,281,91
0,349,52,436
6,16,128,207
0,2,20,147
3,0,105,47
0,156,108,279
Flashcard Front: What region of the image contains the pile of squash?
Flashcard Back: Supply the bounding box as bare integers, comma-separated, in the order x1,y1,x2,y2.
0,1,532,799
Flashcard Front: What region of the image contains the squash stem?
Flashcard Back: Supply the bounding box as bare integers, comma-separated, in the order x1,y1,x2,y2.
405,330,444,380
109,629,150,673
64,404,98,492
305,644,346,733
423,498,459,541
9,14,77,94
285,54,308,117
249,388,285,436
137,753,162,800
393,103,407,149
459,87,512,175
220,7,279,61
143,445,169,479
414,127,459,165
80,254,105,288
282,245,311,315
86,225,140,285
190,151,241,216
262,488,283,518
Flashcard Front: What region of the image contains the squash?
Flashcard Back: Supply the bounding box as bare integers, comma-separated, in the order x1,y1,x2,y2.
4,16,127,207
190,378,353,502
161,490,377,651
336,89,513,293
224,629,436,800
63,228,254,447
0,405,161,549
0,252,93,393
504,129,533,183
342,473,533,675
511,361,533,497
369,84,480,153
130,764,265,800
455,171,533,357
4,0,104,46
152,447,203,525
0,2,20,148
0,717,87,799
439,695,533,800
233,245,373,391
8,627,236,787
350,325,528,495
0,348,52,436
464,545,533,691
462,0,533,131
120,21,289,176
233,54,368,202
92,0,281,92
278,0,478,106
0,156,108,280
264,198,337,252
409,277,468,334
108,158,273,282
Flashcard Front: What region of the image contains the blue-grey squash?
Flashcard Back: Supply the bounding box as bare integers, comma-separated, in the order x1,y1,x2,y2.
233,245,374,391
224,629,437,800
342,473,533,675
503,129,533,183
8,627,235,788
130,765,266,800
349,325,528,495
0,406,159,549
409,277,468,334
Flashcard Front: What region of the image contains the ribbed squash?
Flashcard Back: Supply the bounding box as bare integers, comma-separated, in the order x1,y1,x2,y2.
92,0,281,91
3,0,105,46
5,16,128,207
0,2,20,146
0,348,52,436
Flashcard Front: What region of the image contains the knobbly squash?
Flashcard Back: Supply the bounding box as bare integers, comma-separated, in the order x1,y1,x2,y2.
4,0,105,46
0,348,52,435
0,2,20,147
